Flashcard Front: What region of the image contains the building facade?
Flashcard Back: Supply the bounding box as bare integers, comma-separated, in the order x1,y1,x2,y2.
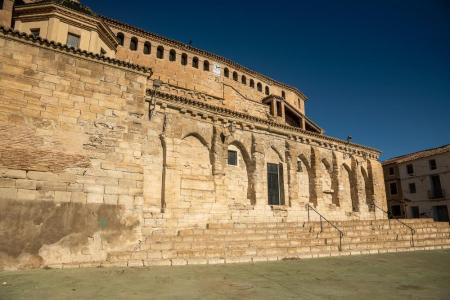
0,0,392,269
383,144,450,222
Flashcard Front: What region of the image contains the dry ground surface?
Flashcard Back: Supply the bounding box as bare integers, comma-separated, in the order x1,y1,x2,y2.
1,250,450,300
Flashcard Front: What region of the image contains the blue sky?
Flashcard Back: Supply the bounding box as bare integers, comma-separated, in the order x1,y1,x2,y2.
83,0,450,160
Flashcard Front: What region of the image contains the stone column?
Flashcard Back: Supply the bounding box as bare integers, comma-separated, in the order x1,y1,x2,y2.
251,135,266,207
309,147,321,207
286,141,299,207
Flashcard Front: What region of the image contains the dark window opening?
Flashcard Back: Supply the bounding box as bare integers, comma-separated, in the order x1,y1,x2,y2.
0,0,4,9
181,53,188,65
224,68,229,77
409,182,416,193
156,46,164,59
432,205,449,222
388,167,394,175
143,42,151,55
130,37,138,51
249,79,255,88
169,49,176,62
192,57,199,68
429,159,437,170
411,206,420,218
203,60,210,71
276,101,282,117
430,175,443,198
267,163,285,205
67,33,80,49
227,150,238,166
233,71,238,81
281,91,286,99
30,28,40,37
241,75,247,85
389,182,398,195
285,108,301,128
391,205,401,217
257,82,262,92
116,32,124,46
265,86,270,95
406,164,414,175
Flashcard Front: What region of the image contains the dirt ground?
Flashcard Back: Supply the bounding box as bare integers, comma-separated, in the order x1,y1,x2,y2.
1,250,450,300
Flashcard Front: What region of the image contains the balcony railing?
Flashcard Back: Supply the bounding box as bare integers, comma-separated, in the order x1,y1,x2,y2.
428,189,445,199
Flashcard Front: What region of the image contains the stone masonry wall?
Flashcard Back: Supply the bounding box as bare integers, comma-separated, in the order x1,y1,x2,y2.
0,34,150,269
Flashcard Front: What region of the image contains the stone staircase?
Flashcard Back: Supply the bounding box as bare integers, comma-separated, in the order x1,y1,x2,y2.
102,218,450,267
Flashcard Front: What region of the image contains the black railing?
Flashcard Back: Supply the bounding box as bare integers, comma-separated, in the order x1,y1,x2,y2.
305,204,344,251
370,202,416,247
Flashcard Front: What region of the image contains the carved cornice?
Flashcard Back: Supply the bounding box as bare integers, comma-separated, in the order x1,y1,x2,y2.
0,26,152,75
147,89,381,159
102,16,309,101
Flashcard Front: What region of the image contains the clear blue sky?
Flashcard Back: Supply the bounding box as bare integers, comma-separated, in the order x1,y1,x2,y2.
83,0,450,160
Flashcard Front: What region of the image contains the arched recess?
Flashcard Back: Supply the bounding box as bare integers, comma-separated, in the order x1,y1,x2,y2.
225,140,255,205
178,135,215,209
361,166,374,211
297,154,314,204
342,163,358,212
270,145,284,163
321,158,334,205
181,132,210,150
266,146,286,205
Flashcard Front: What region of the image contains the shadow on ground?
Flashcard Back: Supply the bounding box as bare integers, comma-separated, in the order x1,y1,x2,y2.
1,250,450,300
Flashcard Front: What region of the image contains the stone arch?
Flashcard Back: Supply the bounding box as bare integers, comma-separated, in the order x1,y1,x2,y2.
320,158,333,205
342,163,358,212
361,165,374,211
225,140,254,205
182,132,210,150
297,153,313,204
270,145,284,163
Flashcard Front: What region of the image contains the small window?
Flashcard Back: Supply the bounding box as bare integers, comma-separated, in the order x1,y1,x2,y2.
143,42,151,55
157,46,164,59
169,49,176,62
281,91,286,99
181,53,188,65
429,159,437,170
100,48,107,55
241,75,247,85
192,57,199,68
249,79,255,88
265,86,270,95
406,164,414,175
228,150,238,166
116,32,124,46
130,37,138,51
67,33,80,49
388,167,394,175
389,182,398,195
203,60,210,71
224,68,229,78
30,28,40,37
233,71,238,81
257,82,262,92
391,205,401,217
409,183,416,193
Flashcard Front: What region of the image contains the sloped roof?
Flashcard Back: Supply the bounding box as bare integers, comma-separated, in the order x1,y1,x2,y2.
383,144,450,165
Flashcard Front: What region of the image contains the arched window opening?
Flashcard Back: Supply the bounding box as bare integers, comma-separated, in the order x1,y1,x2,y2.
143,42,151,55
233,71,238,81
282,91,286,99
250,79,255,88
241,75,247,85
116,32,124,46
265,86,270,95
169,49,176,62
257,82,262,92
224,68,229,78
181,53,188,65
203,60,210,71
192,57,199,68
157,46,164,59
130,37,138,51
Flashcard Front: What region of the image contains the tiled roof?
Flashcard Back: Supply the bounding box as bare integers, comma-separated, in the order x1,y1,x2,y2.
383,144,450,165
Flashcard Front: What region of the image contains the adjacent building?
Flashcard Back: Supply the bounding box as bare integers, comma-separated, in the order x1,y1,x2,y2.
383,144,450,222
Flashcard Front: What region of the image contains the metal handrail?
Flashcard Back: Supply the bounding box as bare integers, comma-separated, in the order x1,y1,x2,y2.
305,204,344,251
370,202,416,247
